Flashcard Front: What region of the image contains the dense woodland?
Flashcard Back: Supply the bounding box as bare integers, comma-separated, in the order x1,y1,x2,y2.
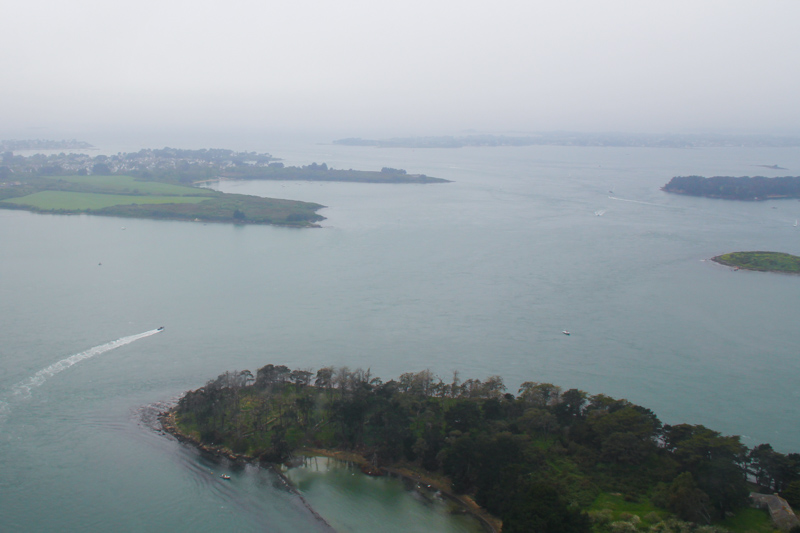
173,365,800,533
662,176,800,201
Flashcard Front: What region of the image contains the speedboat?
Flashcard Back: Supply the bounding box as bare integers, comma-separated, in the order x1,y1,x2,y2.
220,474,231,480
562,330,570,336
157,326,164,331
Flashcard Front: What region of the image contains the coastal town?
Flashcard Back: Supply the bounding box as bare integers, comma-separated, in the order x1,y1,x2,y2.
1,144,280,183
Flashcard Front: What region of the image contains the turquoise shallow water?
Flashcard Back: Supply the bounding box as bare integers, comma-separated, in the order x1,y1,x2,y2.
1,142,799,531
284,457,484,532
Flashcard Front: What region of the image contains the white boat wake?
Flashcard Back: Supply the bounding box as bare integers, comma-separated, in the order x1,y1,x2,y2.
10,329,162,400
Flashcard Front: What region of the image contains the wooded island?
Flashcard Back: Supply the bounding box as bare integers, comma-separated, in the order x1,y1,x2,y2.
712,252,800,273
662,176,800,201
165,365,800,533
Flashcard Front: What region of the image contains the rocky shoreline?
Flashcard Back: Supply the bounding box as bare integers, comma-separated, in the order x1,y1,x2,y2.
158,410,336,530
158,410,500,533
159,410,251,462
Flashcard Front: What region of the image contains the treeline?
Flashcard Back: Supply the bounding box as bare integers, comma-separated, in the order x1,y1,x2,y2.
230,162,449,183
93,193,324,226
662,175,800,200
174,365,800,533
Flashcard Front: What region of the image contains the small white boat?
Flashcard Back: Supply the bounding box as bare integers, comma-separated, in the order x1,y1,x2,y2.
220,474,230,480
562,330,570,336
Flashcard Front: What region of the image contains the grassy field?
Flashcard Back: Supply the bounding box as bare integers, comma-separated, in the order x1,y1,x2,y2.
589,493,780,532
718,507,779,533
43,175,215,196
5,191,209,210
713,251,800,273
1,174,324,226
589,492,666,527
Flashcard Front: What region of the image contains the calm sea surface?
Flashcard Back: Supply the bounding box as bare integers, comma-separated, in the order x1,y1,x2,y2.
1,141,799,531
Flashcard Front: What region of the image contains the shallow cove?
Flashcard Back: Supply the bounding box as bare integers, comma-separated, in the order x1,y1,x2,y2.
283,456,486,533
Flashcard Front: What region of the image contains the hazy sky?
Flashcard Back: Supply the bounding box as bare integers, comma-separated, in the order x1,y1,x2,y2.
3,0,799,139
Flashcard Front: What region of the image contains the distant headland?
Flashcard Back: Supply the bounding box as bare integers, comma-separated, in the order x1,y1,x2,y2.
712,251,800,273
334,132,800,149
662,175,800,201
0,145,447,227
0,138,94,151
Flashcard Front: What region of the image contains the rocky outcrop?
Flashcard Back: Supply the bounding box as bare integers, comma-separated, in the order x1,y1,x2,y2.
750,492,800,531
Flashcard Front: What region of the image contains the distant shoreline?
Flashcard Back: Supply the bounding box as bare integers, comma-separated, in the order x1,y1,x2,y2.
333,133,800,149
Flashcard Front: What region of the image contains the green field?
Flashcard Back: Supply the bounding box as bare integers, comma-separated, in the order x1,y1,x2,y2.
0,174,324,226
712,251,800,273
43,175,215,196
5,191,209,210
718,507,778,533
590,493,665,519
587,493,780,531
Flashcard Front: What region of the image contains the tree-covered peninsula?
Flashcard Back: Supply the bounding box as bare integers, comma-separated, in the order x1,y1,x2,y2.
662,175,800,201
712,252,800,273
0,147,447,226
165,365,800,533
222,162,448,184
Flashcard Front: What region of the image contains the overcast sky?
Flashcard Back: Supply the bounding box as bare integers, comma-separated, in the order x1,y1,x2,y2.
3,0,799,139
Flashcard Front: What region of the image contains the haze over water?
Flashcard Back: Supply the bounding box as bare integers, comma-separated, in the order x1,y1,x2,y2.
2,140,799,531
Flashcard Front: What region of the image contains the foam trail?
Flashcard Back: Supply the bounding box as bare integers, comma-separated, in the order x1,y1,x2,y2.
11,329,162,399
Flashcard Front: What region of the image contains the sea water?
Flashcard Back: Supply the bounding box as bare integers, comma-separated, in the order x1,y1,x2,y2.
1,141,799,531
